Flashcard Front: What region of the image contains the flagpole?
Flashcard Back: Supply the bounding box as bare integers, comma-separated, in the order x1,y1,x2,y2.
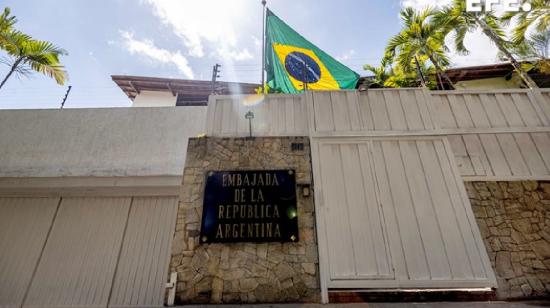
261,0,266,93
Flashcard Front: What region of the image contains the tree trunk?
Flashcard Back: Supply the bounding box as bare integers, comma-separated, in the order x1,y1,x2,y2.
0,58,22,91
436,72,444,90
414,56,427,88
474,15,539,89
428,54,455,90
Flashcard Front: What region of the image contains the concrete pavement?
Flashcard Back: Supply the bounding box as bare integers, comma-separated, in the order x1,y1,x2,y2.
179,301,550,308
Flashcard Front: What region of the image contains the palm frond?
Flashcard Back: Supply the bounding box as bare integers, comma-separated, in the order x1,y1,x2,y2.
0,7,16,32
484,13,507,41
507,0,550,44
530,30,550,57
1,33,68,86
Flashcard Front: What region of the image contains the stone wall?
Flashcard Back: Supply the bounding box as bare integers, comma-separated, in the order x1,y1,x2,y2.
170,137,319,304
466,181,550,299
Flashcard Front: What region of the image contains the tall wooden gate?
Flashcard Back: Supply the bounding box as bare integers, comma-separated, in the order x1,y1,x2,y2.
0,195,177,308
306,91,497,302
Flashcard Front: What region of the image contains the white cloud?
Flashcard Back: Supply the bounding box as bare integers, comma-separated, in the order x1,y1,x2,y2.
252,35,261,47
120,31,194,79
401,0,452,9
449,30,501,67
218,47,253,61
337,49,356,62
399,0,502,67
143,0,255,61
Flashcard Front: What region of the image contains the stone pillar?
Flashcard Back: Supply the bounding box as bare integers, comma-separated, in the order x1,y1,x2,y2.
170,137,320,304
466,181,550,299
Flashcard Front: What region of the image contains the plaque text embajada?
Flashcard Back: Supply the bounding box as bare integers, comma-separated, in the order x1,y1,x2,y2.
200,170,298,243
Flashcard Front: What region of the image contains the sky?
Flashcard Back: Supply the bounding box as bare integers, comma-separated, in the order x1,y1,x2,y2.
0,0,503,109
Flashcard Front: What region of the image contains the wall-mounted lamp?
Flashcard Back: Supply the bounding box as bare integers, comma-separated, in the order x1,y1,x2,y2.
298,184,311,197
245,110,255,138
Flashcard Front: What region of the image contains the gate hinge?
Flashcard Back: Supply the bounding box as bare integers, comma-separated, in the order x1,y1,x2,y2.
165,272,177,306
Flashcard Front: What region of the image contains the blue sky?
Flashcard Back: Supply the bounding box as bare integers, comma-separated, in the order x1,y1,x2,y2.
0,0,500,109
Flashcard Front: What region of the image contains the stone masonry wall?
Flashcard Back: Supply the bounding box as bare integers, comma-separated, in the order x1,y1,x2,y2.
170,137,319,304
465,181,550,299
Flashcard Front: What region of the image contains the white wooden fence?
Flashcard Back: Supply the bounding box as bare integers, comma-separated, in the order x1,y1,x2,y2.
207,88,550,181
0,196,178,308
431,90,549,130
312,137,495,291
206,94,307,137
309,89,436,133
206,88,549,301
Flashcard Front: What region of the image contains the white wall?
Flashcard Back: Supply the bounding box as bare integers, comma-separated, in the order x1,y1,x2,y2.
207,89,550,181
133,91,177,107
0,106,207,177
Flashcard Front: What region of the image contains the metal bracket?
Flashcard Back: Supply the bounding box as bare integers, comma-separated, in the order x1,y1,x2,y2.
165,272,177,306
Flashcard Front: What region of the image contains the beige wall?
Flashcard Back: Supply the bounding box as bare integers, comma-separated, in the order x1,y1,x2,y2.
454,75,524,90
0,107,207,177
133,91,177,107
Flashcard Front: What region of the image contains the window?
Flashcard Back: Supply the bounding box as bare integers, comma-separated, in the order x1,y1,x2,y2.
176,94,208,106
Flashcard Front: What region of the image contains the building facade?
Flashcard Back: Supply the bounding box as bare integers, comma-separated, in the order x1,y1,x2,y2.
444,63,550,90
0,88,549,307
111,75,260,107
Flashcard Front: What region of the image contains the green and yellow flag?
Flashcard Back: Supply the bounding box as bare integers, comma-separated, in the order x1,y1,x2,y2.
265,9,359,94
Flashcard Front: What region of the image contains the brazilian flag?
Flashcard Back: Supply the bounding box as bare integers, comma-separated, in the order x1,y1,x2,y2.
265,9,359,94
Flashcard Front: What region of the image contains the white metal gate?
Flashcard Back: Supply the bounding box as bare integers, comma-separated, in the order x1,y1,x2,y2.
311,136,497,299
0,197,60,308
0,196,177,308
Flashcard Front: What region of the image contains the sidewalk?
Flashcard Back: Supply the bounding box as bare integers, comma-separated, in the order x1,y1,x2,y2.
179,301,550,308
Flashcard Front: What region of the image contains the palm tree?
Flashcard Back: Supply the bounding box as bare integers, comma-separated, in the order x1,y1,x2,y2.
498,31,549,60
386,7,455,89
530,31,550,59
363,57,392,88
434,0,538,88
501,0,550,45
364,55,439,89
384,64,426,88
525,31,550,75
497,30,550,78
0,8,15,33
0,31,68,90
0,8,16,49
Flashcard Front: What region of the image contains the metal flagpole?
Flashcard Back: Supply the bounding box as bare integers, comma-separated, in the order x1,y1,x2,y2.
261,0,266,93
302,61,308,92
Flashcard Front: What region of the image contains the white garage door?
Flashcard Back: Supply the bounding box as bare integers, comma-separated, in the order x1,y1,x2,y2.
312,136,497,291
0,196,177,308
0,198,60,308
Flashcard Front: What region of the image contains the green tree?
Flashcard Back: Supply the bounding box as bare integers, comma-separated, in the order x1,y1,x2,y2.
501,0,550,45
0,7,68,90
498,30,550,76
0,8,16,36
364,55,438,89
363,57,393,88
384,65,424,88
0,8,16,52
529,31,550,58
386,7,455,89
434,0,538,88
499,31,549,59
